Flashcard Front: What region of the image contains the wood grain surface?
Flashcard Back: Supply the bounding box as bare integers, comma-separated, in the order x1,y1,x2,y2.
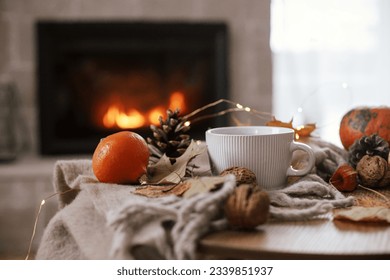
198,214,390,259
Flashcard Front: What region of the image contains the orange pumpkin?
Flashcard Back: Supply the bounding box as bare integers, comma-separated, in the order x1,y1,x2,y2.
339,106,390,150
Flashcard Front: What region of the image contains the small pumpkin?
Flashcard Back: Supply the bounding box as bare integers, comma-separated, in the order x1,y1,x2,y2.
339,106,390,150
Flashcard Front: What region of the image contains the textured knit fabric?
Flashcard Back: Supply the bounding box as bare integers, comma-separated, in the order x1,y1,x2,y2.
36,138,354,260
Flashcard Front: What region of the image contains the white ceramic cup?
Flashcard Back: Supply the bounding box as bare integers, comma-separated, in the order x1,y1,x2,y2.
205,126,315,190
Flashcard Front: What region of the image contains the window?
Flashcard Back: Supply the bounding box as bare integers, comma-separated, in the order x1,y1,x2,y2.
271,0,390,146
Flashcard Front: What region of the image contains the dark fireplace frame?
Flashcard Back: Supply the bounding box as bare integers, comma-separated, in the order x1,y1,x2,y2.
36,21,229,155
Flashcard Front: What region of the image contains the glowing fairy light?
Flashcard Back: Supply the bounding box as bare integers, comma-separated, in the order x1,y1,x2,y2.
180,99,315,141
232,102,250,112
181,99,273,126
341,82,349,89
297,107,303,113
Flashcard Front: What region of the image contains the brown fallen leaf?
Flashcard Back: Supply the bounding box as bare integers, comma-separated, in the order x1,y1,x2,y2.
333,206,390,224
134,182,191,198
135,176,227,199
182,176,226,198
266,117,316,139
295,123,316,137
141,140,206,184
266,117,294,129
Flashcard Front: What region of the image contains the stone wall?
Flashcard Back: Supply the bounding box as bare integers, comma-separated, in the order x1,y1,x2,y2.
0,0,272,155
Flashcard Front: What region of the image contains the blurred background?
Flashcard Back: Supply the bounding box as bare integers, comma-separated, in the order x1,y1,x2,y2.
1,0,389,259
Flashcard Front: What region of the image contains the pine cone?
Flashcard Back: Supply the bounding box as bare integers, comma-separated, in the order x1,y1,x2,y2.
147,108,191,162
348,134,389,168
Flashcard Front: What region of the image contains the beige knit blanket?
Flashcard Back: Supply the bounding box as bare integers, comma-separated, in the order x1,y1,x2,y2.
36,139,354,260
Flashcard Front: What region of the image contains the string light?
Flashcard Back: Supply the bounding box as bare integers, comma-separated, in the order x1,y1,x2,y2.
26,99,316,260
25,199,46,260
181,99,274,126
25,188,78,260
180,99,316,141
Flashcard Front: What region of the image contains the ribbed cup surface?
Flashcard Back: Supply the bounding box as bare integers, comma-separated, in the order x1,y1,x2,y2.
206,126,294,190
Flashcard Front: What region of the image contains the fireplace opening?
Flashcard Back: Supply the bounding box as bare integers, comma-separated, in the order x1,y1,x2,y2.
36,21,229,155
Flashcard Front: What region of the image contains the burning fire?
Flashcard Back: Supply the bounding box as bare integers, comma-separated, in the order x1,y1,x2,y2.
169,91,186,112
102,91,186,129
103,106,145,129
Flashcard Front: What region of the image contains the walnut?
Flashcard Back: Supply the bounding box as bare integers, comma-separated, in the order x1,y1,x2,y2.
379,170,390,187
329,164,358,192
356,155,388,188
224,184,270,230
220,166,257,186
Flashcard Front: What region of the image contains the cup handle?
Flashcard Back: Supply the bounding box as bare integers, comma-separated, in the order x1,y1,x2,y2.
286,141,315,177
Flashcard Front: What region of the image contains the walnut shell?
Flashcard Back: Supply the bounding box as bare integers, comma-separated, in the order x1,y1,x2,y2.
356,155,388,188
220,166,257,186
378,169,390,187
224,184,270,229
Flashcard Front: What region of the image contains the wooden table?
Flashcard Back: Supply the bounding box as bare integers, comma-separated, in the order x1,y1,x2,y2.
198,214,390,259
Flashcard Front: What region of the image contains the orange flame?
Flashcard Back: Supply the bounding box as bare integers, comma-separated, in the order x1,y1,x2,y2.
148,107,165,125
103,106,145,129
169,91,186,112
101,91,187,129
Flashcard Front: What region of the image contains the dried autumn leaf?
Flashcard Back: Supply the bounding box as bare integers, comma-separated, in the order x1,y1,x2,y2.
295,123,316,137
135,176,226,199
134,182,191,198
183,176,226,198
266,117,294,129
141,140,206,184
266,117,316,139
333,206,390,223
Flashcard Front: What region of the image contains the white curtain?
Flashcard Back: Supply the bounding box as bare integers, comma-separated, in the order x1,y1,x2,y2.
271,0,390,146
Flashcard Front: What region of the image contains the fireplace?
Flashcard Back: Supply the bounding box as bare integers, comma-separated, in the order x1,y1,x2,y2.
36,21,229,155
